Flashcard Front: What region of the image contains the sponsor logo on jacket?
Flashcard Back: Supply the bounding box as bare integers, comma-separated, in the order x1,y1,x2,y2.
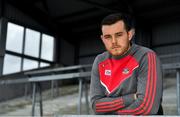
105,70,111,76
122,68,130,74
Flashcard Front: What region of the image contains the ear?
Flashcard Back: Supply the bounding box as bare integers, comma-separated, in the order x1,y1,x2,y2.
101,35,107,45
128,29,135,41
101,35,103,40
101,35,105,42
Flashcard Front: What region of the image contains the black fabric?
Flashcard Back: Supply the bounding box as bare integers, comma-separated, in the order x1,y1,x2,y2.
157,104,163,115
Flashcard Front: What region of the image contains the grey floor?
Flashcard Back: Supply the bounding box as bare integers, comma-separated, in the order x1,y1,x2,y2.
0,77,178,116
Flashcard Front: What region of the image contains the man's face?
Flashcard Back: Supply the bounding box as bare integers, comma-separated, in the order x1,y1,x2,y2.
101,20,134,56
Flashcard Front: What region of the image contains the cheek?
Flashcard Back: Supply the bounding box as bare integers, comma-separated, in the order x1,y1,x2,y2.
103,40,111,47
105,44,111,49
103,39,110,44
118,38,129,45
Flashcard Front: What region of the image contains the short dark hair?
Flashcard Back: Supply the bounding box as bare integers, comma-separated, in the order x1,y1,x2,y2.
101,13,135,31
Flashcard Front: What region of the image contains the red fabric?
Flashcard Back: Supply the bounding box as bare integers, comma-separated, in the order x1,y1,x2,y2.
98,55,139,94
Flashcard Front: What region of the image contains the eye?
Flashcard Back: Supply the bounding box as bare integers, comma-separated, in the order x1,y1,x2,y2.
116,33,123,37
104,35,111,40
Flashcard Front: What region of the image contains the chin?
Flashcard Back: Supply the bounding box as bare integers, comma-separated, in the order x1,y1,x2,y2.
111,51,123,56
110,47,129,56
107,48,125,56
112,53,122,56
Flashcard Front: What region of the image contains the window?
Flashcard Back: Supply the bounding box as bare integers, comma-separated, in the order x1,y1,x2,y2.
6,23,24,53
41,34,54,61
3,54,21,74
40,62,50,67
3,22,55,75
24,29,40,57
23,58,38,71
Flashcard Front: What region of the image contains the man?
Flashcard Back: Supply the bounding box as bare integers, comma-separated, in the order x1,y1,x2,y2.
90,13,163,115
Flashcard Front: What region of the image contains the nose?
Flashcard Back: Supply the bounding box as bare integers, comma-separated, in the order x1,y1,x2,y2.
111,36,117,44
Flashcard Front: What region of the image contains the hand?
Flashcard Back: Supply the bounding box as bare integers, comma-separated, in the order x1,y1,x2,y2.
134,94,137,100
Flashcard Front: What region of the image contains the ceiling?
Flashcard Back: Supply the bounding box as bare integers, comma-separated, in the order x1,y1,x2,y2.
6,0,180,44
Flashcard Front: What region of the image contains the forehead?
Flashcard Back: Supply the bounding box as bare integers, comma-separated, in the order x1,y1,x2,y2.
101,20,126,34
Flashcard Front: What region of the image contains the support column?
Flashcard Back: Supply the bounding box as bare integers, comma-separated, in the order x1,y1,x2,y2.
0,18,7,76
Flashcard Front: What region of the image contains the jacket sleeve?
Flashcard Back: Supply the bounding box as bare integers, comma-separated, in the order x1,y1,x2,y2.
90,55,136,114
115,52,163,115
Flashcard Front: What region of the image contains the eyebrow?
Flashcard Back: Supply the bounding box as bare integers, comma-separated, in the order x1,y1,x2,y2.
115,32,123,35
103,34,111,38
103,32,123,37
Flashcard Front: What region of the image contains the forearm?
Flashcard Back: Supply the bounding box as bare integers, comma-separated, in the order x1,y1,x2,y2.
115,93,161,115
92,93,136,114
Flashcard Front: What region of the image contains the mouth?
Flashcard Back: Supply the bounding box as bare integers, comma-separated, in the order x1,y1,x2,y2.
111,46,121,49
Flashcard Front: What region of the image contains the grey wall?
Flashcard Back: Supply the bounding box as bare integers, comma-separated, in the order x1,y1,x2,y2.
0,84,26,101
152,21,180,64
4,3,48,32
78,36,105,65
135,27,152,48
59,39,75,66
152,21,180,47
0,19,7,76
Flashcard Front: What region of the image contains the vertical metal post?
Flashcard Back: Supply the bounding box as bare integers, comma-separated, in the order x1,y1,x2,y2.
84,79,89,114
24,83,28,99
37,83,43,116
52,80,59,97
78,78,83,114
177,69,180,115
55,81,59,97
0,18,7,76
51,80,54,98
32,82,37,116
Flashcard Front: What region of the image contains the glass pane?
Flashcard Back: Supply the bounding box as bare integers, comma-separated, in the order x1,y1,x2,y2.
6,22,24,53
40,62,50,67
23,58,38,71
3,54,21,75
41,34,54,61
24,28,40,57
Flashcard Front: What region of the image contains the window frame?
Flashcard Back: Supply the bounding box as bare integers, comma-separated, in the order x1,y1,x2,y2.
2,21,55,75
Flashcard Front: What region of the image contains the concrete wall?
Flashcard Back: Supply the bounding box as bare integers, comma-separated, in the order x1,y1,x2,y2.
78,36,105,65
135,26,152,48
4,3,47,32
59,39,75,66
152,21,180,47
152,20,180,64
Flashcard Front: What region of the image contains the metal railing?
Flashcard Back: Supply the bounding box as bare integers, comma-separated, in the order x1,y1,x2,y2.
0,64,92,116
159,53,180,115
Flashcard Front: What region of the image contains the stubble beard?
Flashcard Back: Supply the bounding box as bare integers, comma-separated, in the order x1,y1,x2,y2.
108,44,130,57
